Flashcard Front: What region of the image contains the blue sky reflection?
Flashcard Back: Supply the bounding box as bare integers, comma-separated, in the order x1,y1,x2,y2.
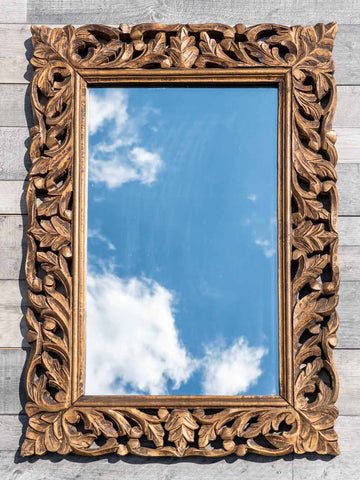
85,86,279,396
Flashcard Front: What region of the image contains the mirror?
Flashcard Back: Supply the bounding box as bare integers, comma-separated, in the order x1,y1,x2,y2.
85,86,279,396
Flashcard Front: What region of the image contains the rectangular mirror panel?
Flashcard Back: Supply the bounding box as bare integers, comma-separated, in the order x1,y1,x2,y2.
85,86,279,396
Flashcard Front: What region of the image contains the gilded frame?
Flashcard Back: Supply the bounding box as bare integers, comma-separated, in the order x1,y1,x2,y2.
22,22,339,457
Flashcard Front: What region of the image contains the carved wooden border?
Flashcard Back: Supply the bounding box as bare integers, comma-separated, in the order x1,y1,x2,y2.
22,22,339,457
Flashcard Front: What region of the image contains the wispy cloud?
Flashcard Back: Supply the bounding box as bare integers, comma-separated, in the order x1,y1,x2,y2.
88,89,162,189
89,147,162,189
255,238,276,258
86,270,197,395
201,337,267,395
88,89,131,139
88,228,116,251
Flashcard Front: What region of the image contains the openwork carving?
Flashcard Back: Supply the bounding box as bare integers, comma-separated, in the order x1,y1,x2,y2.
22,22,339,457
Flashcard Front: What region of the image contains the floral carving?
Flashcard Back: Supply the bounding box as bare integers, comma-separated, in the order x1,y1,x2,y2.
22,22,339,457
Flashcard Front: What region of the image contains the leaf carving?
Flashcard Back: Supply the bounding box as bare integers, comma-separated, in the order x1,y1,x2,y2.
168,27,199,68
293,221,336,254
22,21,339,458
165,409,198,455
29,216,71,251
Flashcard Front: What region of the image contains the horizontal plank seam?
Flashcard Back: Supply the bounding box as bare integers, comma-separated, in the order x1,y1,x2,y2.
0,22,357,27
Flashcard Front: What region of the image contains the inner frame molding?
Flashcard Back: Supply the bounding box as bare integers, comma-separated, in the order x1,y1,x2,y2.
22,22,339,457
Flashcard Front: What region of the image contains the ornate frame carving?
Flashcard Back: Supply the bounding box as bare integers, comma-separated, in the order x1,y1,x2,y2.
22,22,339,457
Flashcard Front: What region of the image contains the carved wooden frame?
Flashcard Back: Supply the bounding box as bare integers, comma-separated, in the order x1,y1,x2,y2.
22,22,339,457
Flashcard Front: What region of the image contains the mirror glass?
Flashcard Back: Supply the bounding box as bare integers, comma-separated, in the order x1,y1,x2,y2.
85,86,279,396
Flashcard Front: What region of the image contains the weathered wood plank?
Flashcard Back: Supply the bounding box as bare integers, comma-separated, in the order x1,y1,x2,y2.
0,181,27,214
0,280,27,348
1,84,359,129
0,126,356,182
0,279,357,349
0,348,357,415
0,349,27,414
0,127,30,180
337,164,360,216
0,84,30,127
336,128,360,164
1,417,360,476
334,24,360,85
1,23,360,85
339,246,360,281
25,0,360,26
0,24,32,84
0,127,355,184
294,416,360,479
336,349,360,415
335,86,360,128
0,215,26,280
1,167,359,216
0,417,293,476
0,84,359,128
0,0,26,24
338,282,360,349
338,216,360,246
0,216,359,281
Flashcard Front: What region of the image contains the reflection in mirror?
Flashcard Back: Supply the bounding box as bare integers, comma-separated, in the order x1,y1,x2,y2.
85,86,279,396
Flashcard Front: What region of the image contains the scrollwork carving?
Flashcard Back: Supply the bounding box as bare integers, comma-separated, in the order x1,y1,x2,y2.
21,22,339,457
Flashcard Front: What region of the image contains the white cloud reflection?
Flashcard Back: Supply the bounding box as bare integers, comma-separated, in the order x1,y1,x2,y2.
89,147,162,189
88,89,163,189
86,270,196,395
88,228,116,251
255,238,276,258
88,89,130,138
86,269,267,396
201,338,267,395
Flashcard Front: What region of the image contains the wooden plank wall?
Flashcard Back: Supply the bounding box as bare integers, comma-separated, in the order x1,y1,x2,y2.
0,1,359,478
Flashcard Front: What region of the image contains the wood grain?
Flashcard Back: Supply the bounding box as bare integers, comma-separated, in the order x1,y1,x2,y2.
0,280,27,347
0,24,32,83
0,84,30,127
339,247,360,281
0,215,26,280
0,83,359,128
337,164,360,215
0,181,26,214
0,0,26,23
338,217,360,246
335,86,360,127
25,0,360,25
337,282,360,348
0,127,30,179
0,349,27,414
336,128,360,164
0,424,294,479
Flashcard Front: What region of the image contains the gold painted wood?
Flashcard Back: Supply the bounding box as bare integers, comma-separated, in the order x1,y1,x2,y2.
21,22,339,458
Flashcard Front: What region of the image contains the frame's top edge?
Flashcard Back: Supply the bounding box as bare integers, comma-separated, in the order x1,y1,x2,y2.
30,21,337,73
